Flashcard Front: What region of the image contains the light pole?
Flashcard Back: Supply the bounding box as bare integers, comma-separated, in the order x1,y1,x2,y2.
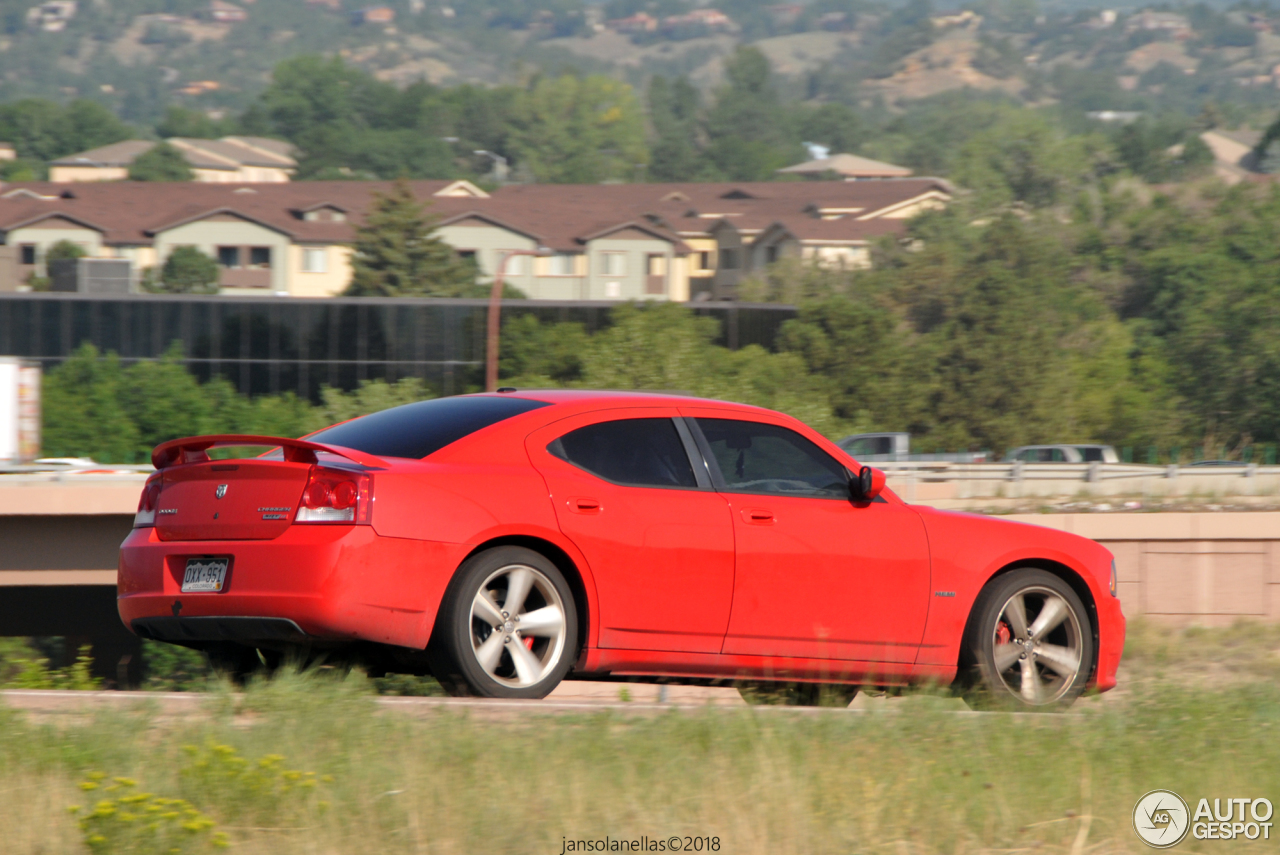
486,248,548,392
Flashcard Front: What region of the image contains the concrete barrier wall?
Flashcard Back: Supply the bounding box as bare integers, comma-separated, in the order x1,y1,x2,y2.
1005,513,1280,626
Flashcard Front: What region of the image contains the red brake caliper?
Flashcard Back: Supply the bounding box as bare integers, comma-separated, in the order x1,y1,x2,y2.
995,621,1012,646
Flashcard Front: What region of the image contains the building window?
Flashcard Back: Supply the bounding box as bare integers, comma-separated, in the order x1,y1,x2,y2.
548,253,577,276
19,244,36,265
719,248,738,270
249,247,271,269
699,250,711,271
457,250,477,263
765,245,778,264
601,252,627,277
217,246,241,268
302,247,327,273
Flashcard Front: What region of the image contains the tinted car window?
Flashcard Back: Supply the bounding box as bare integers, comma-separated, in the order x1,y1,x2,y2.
1077,447,1104,462
696,418,849,498
308,396,550,459
549,418,697,488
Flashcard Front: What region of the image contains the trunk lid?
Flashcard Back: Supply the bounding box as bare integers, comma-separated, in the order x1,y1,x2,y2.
155,460,310,541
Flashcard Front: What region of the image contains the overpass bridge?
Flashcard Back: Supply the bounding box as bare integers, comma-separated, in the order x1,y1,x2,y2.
2,474,1278,687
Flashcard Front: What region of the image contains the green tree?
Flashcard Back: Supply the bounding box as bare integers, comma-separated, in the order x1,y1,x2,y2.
345,179,479,297
45,240,86,262
128,142,194,181
0,98,133,162
647,75,701,182
251,56,458,180
40,345,141,462
159,246,220,294
509,74,649,183
702,47,803,180
951,108,1114,210
154,106,233,139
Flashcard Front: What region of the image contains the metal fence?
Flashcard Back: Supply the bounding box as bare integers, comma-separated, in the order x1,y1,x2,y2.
879,460,1280,501
0,294,796,399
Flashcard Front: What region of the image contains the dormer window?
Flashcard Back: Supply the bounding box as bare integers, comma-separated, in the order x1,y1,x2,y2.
302,207,346,222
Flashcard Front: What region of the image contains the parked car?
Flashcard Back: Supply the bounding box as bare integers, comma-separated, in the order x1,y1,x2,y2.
119,391,1124,709
1005,444,1119,464
836,432,989,463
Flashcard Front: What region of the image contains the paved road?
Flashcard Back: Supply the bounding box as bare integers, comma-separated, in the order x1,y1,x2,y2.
0,682,978,720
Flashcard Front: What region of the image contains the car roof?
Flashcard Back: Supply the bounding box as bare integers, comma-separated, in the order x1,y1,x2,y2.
483,389,777,415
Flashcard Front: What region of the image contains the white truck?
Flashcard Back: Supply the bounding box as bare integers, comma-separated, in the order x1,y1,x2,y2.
835,432,990,463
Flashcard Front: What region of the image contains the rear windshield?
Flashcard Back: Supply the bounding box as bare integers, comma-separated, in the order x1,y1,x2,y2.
308,396,551,459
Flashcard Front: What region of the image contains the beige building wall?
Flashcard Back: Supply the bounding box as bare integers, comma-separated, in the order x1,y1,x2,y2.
288,244,353,297
48,165,128,182
190,167,293,184
586,231,681,301
669,255,690,302
5,221,104,283
435,220,538,296
154,216,290,293
6,223,103,258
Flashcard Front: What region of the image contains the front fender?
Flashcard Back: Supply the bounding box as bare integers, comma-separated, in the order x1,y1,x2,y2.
913,508,1116,673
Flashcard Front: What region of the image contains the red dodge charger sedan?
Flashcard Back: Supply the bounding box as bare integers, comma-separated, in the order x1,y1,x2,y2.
118,391,1124,708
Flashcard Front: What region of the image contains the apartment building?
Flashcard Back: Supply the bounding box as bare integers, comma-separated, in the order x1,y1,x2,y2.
0,177,950,299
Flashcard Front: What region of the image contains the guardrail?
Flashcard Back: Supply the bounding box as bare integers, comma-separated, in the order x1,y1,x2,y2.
879,461,1280,501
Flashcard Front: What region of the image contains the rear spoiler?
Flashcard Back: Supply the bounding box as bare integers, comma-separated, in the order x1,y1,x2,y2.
151,435,388,471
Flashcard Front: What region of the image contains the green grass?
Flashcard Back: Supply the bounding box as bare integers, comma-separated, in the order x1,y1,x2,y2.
3,620,1280,853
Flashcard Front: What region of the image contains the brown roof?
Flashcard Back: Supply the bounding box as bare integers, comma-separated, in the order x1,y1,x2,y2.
49,140,154,168
0,177,949,251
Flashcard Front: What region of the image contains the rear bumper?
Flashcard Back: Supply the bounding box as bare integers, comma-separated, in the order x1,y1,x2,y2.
117,525,468,650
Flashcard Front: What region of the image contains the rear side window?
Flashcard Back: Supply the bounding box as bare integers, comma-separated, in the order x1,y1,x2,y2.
308,396,550,459
548,418,697,488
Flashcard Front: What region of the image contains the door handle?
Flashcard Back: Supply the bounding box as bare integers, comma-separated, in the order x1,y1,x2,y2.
741,508,774,524
568,497,602,514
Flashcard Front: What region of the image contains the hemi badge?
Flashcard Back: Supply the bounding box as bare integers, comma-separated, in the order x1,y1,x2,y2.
934,591,956,597
158,509,178,515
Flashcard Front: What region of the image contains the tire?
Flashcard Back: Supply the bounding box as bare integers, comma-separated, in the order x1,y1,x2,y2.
960,569,1094,711
428,546,578,699
737,681,858,707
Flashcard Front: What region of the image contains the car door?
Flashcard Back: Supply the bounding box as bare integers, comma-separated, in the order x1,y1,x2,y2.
525,409,735,654
684,411,932,664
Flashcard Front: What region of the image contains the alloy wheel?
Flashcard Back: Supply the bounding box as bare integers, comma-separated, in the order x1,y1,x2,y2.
990,585,1084,706
469,563,568,688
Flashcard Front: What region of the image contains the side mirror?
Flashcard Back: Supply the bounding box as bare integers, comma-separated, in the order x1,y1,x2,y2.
851,465,886,501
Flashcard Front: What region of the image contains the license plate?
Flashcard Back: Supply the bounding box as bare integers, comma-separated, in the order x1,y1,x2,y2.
182,558,229,593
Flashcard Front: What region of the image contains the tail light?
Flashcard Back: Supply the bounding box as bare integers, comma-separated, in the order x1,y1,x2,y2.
295,467,372,524
134,474,162,527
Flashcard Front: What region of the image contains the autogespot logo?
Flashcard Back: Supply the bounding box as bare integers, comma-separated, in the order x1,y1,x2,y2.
1133,790,1191,849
